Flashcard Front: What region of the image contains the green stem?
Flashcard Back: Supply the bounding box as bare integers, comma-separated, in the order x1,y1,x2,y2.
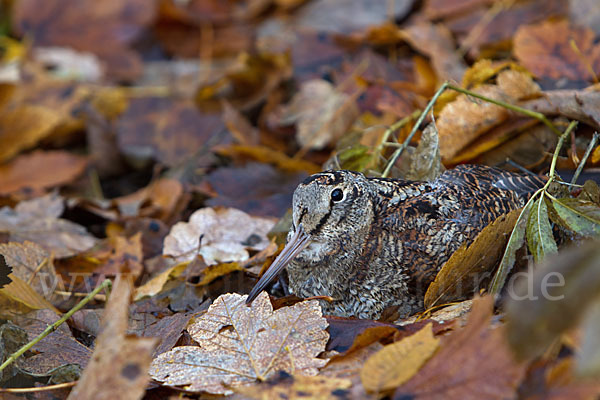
382,82,449,178
446,84,563,137
0,279,112,373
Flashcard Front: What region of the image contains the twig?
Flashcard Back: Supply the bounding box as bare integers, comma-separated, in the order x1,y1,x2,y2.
382,82,449,178
0,279,112,374
571,131,599,185
0,381,77,393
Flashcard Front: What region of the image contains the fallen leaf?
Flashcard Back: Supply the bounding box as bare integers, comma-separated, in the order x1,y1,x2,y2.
13,0,156,81
0,150,88,196
222,101,260,146
401,21,467,83
115,97,230,167
163,206,275,264
0,105,62,163
514,19,600,82
520,89,600,130
0,274,56,317
67,276,157,400
0,241,58,302
0,192,98,258
93,233,144,278
0,322,28,383
216,144,321,174
13,309,92,377
235,371,352,400
149,292,329,394
437,68,541,160
113,178,184,222
133,263,187,301
425,209,520,308
361,323,440,393
397,296,526,399
204,162,307,217
277,79,359,151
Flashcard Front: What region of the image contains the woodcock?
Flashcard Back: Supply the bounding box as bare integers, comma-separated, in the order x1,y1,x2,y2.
246,164,545,319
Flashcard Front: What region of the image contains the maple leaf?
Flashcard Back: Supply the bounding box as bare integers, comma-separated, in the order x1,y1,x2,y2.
149,292,329,394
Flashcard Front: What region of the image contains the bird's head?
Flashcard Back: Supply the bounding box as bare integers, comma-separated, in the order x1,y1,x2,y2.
246,170,373,304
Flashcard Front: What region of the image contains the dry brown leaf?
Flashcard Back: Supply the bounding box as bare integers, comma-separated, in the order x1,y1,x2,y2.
520,89,600,130
149,292,329,394
0,105,62,163
396,296,526,400
278,79,359,151
0,241,58,303
67,276,157,400
163,207,275,264
0,274,57,317
222,101,260,146
14,309,92,376
437,69,541,160
0,150,88,196
234,372,352,400
133,263,187,301
424,209,520,308
13,0,155,81
113,178,184,221
0,192,97,258
361,323,440,393
93,233,144,278
514,19,600,82
401,21,467,83
216,144,321,174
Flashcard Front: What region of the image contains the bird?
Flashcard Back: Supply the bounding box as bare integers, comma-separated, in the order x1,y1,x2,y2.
246,164,545,319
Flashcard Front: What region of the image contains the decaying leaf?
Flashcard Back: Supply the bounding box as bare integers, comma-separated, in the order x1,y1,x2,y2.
526,194,557,262
234,371,352,400
149,292,329,394
0,150,88,196
361,323,439,393
163,206,275,264
547,196,600,237
277,79,359,151
397,296,526,399
0,192,97,258
425,209,520,308
514,19,600,82
13,309,92,377
395,123,444,182
67,276,157,400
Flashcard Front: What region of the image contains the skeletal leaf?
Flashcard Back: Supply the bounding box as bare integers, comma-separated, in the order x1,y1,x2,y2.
361,323,439,393
526,194,557,262
149,292,329,394
548,196,600,237
489,190,539,294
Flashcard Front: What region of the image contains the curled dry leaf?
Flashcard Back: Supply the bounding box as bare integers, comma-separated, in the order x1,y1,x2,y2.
149,292,329,395
361,323,440,393
278,79,359,151
0,192,97,258
437,69,541,161
163,207,275,264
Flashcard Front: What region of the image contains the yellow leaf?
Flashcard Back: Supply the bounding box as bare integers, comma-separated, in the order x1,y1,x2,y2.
360,322,439,393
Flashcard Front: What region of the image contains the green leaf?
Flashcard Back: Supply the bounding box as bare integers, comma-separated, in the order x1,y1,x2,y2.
337,144,375,173
548,197,600,237
526,194,557,262
489,189,540,294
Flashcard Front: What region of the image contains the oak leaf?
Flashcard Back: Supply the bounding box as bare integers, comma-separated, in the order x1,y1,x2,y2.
149,292,329,394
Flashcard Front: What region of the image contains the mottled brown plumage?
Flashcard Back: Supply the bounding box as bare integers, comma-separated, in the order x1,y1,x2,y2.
247,165,545,319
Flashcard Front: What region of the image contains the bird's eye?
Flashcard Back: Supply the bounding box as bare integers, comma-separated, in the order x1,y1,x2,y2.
331,188,344,202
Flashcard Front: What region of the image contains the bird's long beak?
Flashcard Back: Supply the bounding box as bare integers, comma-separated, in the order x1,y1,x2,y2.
246,224,311,304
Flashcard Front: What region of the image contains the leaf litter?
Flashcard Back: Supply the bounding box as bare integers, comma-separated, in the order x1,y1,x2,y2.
149,292,329,394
